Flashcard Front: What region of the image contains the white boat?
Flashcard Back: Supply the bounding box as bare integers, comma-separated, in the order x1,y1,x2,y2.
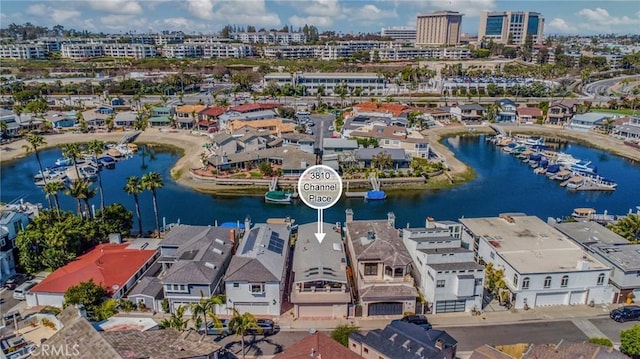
79,165,99,181
34,172,67,186
565,176,584,190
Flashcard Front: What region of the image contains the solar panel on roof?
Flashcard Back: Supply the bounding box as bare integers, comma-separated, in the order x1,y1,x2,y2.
243,230,259,254
267,233,285,254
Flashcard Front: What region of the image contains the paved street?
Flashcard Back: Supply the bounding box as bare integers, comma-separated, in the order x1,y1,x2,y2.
0,288,20,318
589,317,638,344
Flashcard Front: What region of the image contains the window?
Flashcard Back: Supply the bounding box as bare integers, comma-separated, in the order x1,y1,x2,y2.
0,238,5,247
394,268,404,277
250,283,264,294
597,273,605,285
561,275,569,288
474,278,483,286
436,280,445,288
166,284,188,293
233,283,239,288
490,252,495,259
364,348,369,354
364,263,378,276
513,274,519,287
544,276,552,288
522,277,530,290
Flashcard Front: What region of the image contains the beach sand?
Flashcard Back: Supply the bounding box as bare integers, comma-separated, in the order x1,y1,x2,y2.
1,125,638,193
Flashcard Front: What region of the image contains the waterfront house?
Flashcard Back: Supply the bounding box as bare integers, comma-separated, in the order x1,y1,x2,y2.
460,214,612,309
227,118,295,136
225,222,292,316
27,239,159,308
613,116,640,140
290,222,350,319
210,132,238,156
281,133,316,154
44,111,77,128
349,125,430,158
496,99,517,122
0,205,32,284
232,129,281,152
449,104,485,125
80,109,107,127
197,106,226,132
402,217,484,314
349,321,458,359
566,112,611,132
33,306,222,359
546,99,579,125
344,210,418,317
152,225,237,313
176,105,206,129
114,111,138,128
516,107,543,124
354,147,410,169
274,331,361,359
147,106,175,127
0,109,22,137
208,146,315,176
352,101,410,118
556,221,640,304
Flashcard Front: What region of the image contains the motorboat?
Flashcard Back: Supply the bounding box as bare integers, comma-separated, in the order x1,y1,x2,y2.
565,176,584,190
34,171,67,186
572,208,596,220
264,191,292,204
365,190,387,200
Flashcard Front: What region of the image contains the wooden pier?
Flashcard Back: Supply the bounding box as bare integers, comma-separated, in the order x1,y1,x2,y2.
345,192,367,198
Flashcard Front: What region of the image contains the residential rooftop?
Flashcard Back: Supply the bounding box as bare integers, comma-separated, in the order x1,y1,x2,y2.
345,218,413,266
460,215,608,274
292,222,347,284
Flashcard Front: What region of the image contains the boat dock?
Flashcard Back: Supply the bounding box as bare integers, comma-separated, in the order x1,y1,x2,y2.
345,192,367,198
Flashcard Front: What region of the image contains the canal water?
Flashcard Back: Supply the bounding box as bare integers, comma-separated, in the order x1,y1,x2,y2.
1,135,638,231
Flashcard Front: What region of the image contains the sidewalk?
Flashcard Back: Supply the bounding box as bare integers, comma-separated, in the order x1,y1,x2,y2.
275,303,615,331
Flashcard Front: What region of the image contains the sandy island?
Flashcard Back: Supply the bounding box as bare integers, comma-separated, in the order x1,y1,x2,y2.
1,125,638,193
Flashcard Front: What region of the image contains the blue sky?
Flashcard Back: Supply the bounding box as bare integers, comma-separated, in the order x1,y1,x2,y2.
1,0,638,36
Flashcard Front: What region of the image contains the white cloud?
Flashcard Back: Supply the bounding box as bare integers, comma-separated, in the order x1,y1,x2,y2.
408,0,496,17
286,0,396,28
577,7,637,26
184,0,281,27
26,4,81,24
288,15,335,28
547,18,577,33
88,0,142,15
351,4,398,21
99,15,148,31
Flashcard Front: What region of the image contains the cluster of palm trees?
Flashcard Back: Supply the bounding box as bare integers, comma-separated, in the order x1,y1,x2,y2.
160,294,262,359
23,131,165,236
124,172,164,237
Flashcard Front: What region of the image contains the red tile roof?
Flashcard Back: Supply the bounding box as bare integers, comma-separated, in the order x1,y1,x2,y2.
31,243,156,295
353,101,409,117
199,106,226,117
273,332,361,359
516,107,543,117
229,103,280,113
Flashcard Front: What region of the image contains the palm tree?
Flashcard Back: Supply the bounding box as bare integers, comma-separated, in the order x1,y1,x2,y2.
61,143,82,181
160,95,169,106
65,180,91,219
87,139,106,212
141,172,163,236
23,133,48,186
44,181,64,217
608,214,640,242
0,121,8,138
228,309,261,359
190,293,225,335
124,176,144,236
159,305,188,331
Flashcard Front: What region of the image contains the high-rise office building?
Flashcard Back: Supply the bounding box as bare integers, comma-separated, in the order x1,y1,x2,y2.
381,26,417,42
478,11,544,45
416,11,463,47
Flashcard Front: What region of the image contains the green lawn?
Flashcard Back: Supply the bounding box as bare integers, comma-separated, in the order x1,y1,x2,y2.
591,108,637,116
231,173,247,179
249,172,263,178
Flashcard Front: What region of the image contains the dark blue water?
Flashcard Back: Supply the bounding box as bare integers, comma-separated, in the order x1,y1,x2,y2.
1,136,639,231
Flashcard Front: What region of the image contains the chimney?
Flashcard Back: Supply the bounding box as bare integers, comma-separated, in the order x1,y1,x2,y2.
244,216,251,231
345,209,354,223
387,212,396,227
230,229,237,254
435,339,444,350
108,233,122,244
426,217,435,229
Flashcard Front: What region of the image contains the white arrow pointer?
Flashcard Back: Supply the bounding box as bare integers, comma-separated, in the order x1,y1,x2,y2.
315,208,326,243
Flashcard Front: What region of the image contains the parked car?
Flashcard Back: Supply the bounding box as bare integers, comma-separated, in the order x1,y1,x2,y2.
306,129,313,135
328,126,334,131
397,314,432,330
13,280,37,300
199,319,233,336
246,319,275,335
610,305,640,322
4,273,31,290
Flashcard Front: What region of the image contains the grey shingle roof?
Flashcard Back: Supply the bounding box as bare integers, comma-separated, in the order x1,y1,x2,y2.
102,329,221,358
355,148,407,161
293,222,347,283
346,220,413,266
350,321,457,359
128,276,163,299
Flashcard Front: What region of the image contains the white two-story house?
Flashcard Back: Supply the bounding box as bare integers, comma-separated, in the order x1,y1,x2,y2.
224,222,291,316
403,217,484,314
344,210,417,317
556,221,640,304
0,203,35,283
460,214,612,309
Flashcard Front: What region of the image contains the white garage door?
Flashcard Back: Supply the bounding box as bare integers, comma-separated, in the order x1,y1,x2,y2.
234,302,270,316
535,292,566,307
297,305,334,318
569,291,587,305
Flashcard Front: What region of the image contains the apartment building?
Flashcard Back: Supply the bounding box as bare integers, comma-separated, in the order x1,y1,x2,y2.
381,26,417,42
230,31,308,44
102,44,156,59
61,43,104,59
263,72,387,96
161,44,203,58
202,44,252,58
416,11,463,46
478,11,544,45
376,47,470,61
0,44,47,59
